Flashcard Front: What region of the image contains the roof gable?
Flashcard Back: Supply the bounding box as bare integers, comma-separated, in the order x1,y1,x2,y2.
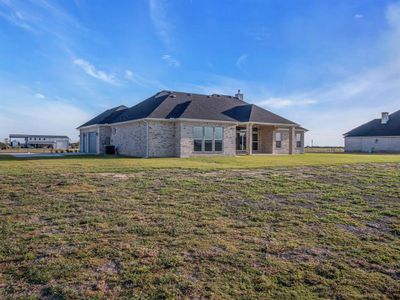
79,105,128,128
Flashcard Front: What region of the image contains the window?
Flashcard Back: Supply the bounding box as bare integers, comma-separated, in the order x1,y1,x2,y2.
193,126,223,152
252,128,259,151
204,127,213,151
113,128,117,135
194,127,203,151
215,127,223,151
275,132,282,148
296,133,302,148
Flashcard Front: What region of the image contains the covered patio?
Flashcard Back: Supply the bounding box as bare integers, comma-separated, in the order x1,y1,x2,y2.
236,123,299,155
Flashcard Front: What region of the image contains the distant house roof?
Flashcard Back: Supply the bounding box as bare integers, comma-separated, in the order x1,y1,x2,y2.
9,134,69,139
344,110,400,137
79,91,300,128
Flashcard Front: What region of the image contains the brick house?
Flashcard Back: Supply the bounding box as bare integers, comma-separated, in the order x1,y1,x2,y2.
77,90,307,157
344,110,400,153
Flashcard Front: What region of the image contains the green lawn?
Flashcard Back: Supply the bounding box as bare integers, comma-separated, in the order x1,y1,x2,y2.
0,154,399,299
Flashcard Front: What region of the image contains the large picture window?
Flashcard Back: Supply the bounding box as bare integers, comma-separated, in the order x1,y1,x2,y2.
214,127,223,151
193,126,223,152
204,127,213,151
275,132,282,148
194,127,203,151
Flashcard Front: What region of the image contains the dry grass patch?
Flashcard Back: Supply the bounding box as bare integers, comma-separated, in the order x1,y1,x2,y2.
0,160,399,299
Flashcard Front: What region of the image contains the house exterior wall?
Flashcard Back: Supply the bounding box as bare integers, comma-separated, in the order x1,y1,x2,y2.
148,120,176,157
178,121,236,157
110,121,147,157
254,126,273,154
345,136,400,153
294,130,305,154
98,126,111,154
272,128,290,154
79,120,306,157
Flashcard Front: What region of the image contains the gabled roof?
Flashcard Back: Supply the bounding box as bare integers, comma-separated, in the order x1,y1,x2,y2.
78,91,299,128
344,110,400,137
79,105,128,128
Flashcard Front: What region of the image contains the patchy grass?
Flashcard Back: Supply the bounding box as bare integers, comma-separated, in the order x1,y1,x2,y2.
0,156,399,298
1,153,400,174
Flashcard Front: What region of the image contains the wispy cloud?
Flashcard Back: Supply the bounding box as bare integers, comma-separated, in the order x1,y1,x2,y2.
124,69,166,89
149,0,172,45
35,93,45,99
73,58,118,85
0,0,85,40
258,98,317,108
236,54,248,69
354,14,364,19
161,54,180,67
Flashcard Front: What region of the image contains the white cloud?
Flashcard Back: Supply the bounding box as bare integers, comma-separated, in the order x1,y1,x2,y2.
161,54,180,67
354,14,364,19
258,98,317,108
73,58,118,85
236,54,248,69
35,93,45,99
149,0,172,45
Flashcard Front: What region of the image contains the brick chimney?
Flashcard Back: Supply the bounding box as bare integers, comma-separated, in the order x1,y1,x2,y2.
235,89,244,101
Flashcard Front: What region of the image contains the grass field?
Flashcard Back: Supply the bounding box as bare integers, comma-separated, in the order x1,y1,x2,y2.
1,154,399,299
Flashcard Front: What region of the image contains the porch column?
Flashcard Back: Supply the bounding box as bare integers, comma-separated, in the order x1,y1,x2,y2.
289,126,295,154
246,123,253,155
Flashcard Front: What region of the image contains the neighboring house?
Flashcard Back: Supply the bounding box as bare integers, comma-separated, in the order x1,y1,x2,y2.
9,134,70,150
78,90,307,157
344,110,400,153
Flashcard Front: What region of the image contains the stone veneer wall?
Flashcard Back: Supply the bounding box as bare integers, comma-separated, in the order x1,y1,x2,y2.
178,121,236,157
110,121,147,157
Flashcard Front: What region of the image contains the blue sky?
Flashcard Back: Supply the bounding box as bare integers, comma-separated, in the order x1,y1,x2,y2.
1,0,400,145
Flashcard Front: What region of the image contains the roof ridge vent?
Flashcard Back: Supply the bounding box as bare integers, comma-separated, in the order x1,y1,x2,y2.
169,94,177,98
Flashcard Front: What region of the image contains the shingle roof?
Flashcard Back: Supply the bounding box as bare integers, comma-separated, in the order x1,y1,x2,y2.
78,91,299,128
344,110,400,137
79,105,128,128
